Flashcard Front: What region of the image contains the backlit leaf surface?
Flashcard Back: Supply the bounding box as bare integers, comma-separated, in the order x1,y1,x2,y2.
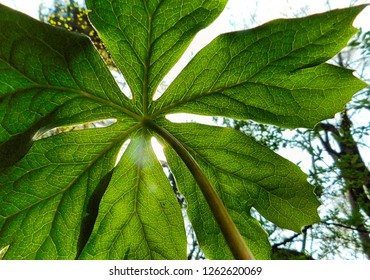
0,1,367,259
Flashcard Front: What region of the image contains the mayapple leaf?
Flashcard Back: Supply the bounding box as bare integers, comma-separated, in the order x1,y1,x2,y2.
159,120,320,259
0,1,367,259
85,0,228,106
79,132,186,259
152,5,367,128
160,121,320,231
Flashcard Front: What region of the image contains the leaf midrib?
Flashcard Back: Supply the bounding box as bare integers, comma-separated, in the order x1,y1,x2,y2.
0,84,142,121
142,0,153,116
1,36,141,121
176,138,308,225
164,128,300,211
150,16,350,118
1,123,141,227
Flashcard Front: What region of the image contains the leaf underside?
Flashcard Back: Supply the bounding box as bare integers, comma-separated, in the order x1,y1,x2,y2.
0,1,367,259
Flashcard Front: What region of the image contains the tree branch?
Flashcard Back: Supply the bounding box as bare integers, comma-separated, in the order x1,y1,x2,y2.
317,132,340,160
323,221,370,233
272,233,301,248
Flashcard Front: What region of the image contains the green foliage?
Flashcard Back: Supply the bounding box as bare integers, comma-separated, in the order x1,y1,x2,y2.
271,248,313,260
0,1,367,259
39,0,92,33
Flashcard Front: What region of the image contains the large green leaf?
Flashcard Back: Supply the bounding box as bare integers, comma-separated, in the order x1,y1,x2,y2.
86,0,227,108
79,131,186,259
152,6,366,128
0,1,367,259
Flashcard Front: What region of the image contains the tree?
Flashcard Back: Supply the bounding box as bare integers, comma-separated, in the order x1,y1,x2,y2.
288,30,370,259
0,1,367,259
39,0,115,69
